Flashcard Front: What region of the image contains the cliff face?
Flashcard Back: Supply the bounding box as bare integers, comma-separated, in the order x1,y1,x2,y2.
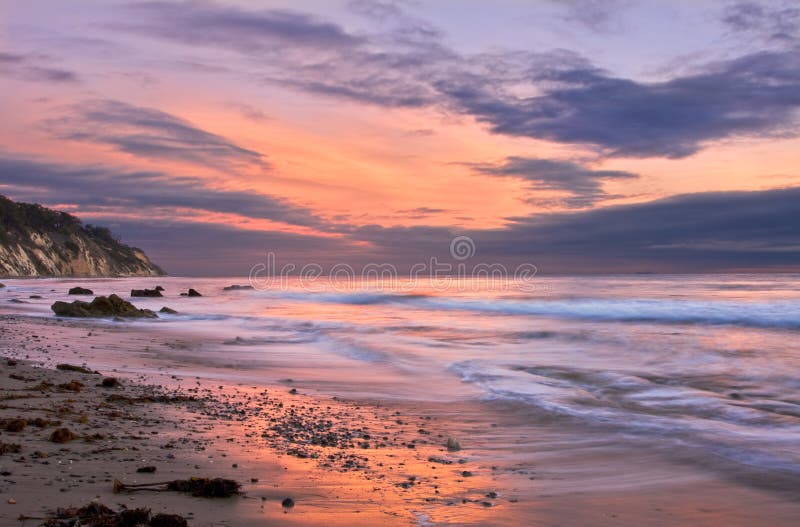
0,195,165,277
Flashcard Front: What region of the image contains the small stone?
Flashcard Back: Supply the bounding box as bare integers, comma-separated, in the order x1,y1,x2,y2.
4,419,27,432
50,427,77,443
446,437,461,451
101,377,121,388
281,498,295,508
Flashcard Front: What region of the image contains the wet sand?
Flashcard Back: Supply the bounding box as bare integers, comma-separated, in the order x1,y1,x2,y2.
1,314,799,526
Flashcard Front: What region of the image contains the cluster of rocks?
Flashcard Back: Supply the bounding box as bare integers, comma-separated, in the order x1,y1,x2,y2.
131,286,164,297
49,284,212,318
51,294,157,319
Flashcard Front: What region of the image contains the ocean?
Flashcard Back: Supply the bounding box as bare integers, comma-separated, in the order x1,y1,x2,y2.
2,273,799,494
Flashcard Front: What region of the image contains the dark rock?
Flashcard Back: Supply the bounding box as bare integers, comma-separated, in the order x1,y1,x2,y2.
29,294,42,299
223,284,254,291
281,498,295,508
181,288,202,297
50,427,77,443
68,286,94,295
3,419,27,432
0,442,21,454
155,285,165,292
137,465,157,473
159,306,178,314
58,381,84,392
101,377,121,388
51,294,157,318
0,283,4,288
446,437,462,451
131,288,163,297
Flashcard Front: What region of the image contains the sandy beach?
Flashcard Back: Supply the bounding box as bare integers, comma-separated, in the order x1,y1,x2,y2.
1,297,799,526
0,314,509,526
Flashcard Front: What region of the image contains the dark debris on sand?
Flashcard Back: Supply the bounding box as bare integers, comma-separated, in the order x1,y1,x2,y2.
38,502,188,527
56,364,98,374
114,477,241,498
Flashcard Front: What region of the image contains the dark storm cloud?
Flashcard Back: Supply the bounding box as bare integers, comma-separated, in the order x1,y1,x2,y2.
0,52,79,83
349,186,800,273
115,2,800,159
472,157,639,207
441,48,800,158
501,186,800,271
44,100,267,170
0,156,323,229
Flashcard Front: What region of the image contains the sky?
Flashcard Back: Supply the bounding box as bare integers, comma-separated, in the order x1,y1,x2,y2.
1,0,799,275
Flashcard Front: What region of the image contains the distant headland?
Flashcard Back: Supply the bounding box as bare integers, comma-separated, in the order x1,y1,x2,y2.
0,195,164,277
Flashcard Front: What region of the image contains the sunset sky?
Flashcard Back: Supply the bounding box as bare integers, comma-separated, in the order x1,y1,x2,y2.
1,0,799,274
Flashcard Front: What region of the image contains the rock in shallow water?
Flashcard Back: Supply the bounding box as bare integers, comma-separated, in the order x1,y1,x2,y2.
131,288,163,297
51,294,157,318
68,286,93,295
223,284,254,291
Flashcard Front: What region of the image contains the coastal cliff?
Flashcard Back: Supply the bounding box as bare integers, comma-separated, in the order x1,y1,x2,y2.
0,195,164,277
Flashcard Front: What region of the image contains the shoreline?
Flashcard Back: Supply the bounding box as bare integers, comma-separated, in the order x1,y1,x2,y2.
1,308,799,525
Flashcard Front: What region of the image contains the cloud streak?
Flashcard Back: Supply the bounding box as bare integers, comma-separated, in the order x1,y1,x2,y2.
44,99,267,170
472,156,639,207
0,51,79,83
0,155,322,229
